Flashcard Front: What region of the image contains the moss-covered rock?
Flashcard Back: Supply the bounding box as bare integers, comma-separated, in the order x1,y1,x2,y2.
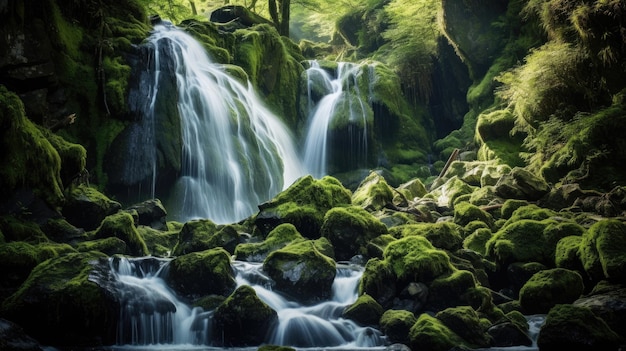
263,238,336,303
255,175,352,238
389,222,463,252
487,310,533,347
0,251,116,346
137,224,179,258
93,211,148,256
485,219,558,267
359,257,397,308
235,223,304,262
408,313,468,351
580,219,626,283
75,237,127,256
0,86,65,211
213,285,277,347
537,304,621,351
352,171,394,211
494,167,550,201
555,235,584,271
165,248,236,299
519,268,585,314
62,184,122,231
172,219,240,255
320,205,388,261
379,309,417,345
463,227,493,256
453,201,495,230
426,270,480,312
342,293,383,327
383,236,455,285
435,306,492,348
430,176,477,208
0,215,48,243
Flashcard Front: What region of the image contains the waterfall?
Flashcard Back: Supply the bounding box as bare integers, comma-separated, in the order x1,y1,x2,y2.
104,257,385,348
127,22,304,224
302,61,374,178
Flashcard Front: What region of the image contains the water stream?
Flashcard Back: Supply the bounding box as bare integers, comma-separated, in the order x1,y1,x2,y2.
104,256,385,349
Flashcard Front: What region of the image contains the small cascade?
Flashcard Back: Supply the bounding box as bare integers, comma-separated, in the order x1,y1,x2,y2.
122,22,305,224
106,257,212,346
302,61,374,178
234,261,386,348
104,257,385,349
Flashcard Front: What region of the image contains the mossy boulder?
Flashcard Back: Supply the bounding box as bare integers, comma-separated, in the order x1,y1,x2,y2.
0,86,66,211
580,219,626,283
75,237,127,256
255,175,352,239
40,217,85,243
165,248,236,300
125,199,167,230
431,176,477,208
487,310,533,347
453,202,495,230
0,215,48,243
519,268,585,314
320,205,388,261
172,219,240,255
494,167,550,201
263,238,336,303
137,224,180,258
408,313,468,351
485,219,559,267
394,178,428,205
342,294,383,327
62,185,122,231
213,285,277,347
435,306,492,348
389,222,464,252
359,258,398,308
426,270,482,312
463,227,493,256
235,223,304,262
0,251,116,346
536,304,621,351
93,211,148,257
379,309,417,345
555,235,584,271
352,171,394,211
383,236,455,285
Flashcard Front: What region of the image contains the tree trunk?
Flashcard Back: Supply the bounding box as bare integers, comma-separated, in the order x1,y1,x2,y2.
268,0,290,37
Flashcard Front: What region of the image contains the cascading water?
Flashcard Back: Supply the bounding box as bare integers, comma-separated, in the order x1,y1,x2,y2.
125,22,304,224
302,61,374,178
102,256,386,349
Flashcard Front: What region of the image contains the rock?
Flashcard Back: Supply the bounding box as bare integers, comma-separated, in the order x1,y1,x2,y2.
125,199,167,230
165,248,236,299
580,219,626,282
263,238,336,303
0,318,44,351
321,205,388,261
436,306,492,348
234,223,303,262
519,268,585,314
495,167,550,201
94,211,149,257
537,304,621,351
574,282,626,339
343,294,384,327
255,175,352,238
213,285,277,346
352,171,395,211
380,309,417,345
62,184,122,231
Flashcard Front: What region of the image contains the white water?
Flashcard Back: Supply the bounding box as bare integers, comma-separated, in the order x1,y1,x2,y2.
302,61,373,178
144,23,304,224
108,257,385,349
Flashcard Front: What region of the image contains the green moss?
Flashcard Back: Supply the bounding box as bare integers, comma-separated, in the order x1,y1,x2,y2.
94,211,148,256
75,237,127,256
503,204,556,227
486,219,557,266
463,227,493,256
342,293,383,326
427,270,479,312
500,199,530,219
321,205,387,260
352,172,394,211
0,86,65,210
137,225,179,258
235,223,304,262
380,309,417,344
580,219,626,282
389,222,463,251
359,257,396,298
554,235,583,270
519,268,585,314
167,248,236,297
453,202,495,230
409,313,467,351
0,216,48,243
383,236,455,284
435,306,492,348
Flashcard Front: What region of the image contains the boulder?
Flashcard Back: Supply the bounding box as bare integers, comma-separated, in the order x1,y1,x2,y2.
379,309,416,345
321,205,388,261
234,223,304,262
94,211,149,257
494,167,550,201
213,285,277,346
165,248,237,299
519,268,585,314
342,294,384,327
62,185,122,231
537,304,620,351
263,238,336,303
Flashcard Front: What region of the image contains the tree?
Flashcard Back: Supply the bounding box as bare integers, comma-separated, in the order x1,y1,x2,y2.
268,0,290,36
